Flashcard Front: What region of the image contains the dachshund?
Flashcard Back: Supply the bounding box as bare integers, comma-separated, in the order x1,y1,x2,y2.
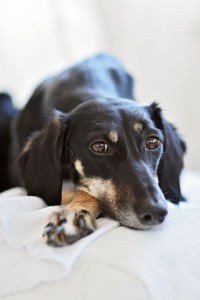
0,53,186,246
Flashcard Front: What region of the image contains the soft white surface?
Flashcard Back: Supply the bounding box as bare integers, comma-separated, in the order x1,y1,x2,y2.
0,192,118,296
1,170,200,300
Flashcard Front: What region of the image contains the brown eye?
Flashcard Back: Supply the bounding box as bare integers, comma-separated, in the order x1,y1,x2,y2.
91,142,108,153
146,137,160,150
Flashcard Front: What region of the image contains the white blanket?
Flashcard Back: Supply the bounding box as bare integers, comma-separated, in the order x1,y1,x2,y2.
0,188,118,296
0,170,200,298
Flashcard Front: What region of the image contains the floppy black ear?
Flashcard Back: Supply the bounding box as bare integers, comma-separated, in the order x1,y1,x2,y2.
18,111,69,205
148,102,186,204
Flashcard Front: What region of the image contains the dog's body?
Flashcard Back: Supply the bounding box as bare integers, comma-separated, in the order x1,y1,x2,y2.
0,53,186,246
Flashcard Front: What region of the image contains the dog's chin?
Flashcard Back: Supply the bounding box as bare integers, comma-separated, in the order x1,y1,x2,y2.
119,219,153,230
116,211,164,231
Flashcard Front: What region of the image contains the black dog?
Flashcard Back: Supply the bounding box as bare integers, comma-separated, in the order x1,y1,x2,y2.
0,53,186,245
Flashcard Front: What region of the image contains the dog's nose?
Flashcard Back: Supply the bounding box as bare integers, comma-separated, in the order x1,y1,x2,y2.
138,204,167,226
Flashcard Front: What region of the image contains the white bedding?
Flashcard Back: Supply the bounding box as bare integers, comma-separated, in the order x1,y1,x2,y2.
1,170,200,300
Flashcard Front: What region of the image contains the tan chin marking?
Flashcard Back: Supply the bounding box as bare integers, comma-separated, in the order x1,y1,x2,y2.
74,159,85,177
133,122,143,133
78,177,117,207
108,131,118,143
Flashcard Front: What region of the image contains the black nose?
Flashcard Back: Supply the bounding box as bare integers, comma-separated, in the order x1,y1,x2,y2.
138,205,167,226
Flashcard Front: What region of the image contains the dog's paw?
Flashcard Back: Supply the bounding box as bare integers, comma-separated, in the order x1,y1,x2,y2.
43,208,96,247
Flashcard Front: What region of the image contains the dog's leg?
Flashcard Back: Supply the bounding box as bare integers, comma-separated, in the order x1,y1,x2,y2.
61,190,77,205
43,191,101,246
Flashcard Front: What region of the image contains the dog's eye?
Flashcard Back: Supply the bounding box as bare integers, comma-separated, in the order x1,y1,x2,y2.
146,137,160,150
91,142,108,153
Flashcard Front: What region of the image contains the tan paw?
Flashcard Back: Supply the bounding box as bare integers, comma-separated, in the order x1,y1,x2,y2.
43,207,96,247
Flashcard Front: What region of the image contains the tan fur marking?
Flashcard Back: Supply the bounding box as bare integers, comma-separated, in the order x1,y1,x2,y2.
108,131,118,143
74,159,85,177
66,191,100,217
78,177,117,216
61,190,77,205
134,122,143,133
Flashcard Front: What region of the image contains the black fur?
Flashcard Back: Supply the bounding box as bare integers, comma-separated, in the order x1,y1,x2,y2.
1,53,186,223
0,93,16,191
18,112,69,205
147,102,186,203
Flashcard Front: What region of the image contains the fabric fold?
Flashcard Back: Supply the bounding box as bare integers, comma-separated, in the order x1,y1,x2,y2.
0,188,118,296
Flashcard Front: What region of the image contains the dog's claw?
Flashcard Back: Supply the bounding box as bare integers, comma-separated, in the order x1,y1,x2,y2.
55,225,64,234
58,218,67,226
42,222,54,237
78,215,86,227
43,208,96,247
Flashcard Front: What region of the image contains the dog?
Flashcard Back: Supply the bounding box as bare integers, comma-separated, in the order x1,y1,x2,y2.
0,53,186,246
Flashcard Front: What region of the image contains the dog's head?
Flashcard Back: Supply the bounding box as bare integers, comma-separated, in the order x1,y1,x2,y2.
19,98,186,229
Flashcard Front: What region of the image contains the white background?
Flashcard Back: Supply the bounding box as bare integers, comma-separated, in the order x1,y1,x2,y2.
0,0,199,170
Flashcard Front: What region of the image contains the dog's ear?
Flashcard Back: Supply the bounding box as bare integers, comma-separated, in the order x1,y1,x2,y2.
18,111,69,205
147,102,186,204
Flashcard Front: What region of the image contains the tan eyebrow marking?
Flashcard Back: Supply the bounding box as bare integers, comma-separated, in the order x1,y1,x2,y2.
133,122,143,133
108,131,118,143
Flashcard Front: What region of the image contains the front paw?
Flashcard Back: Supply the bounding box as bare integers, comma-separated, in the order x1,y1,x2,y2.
43,208,96,247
